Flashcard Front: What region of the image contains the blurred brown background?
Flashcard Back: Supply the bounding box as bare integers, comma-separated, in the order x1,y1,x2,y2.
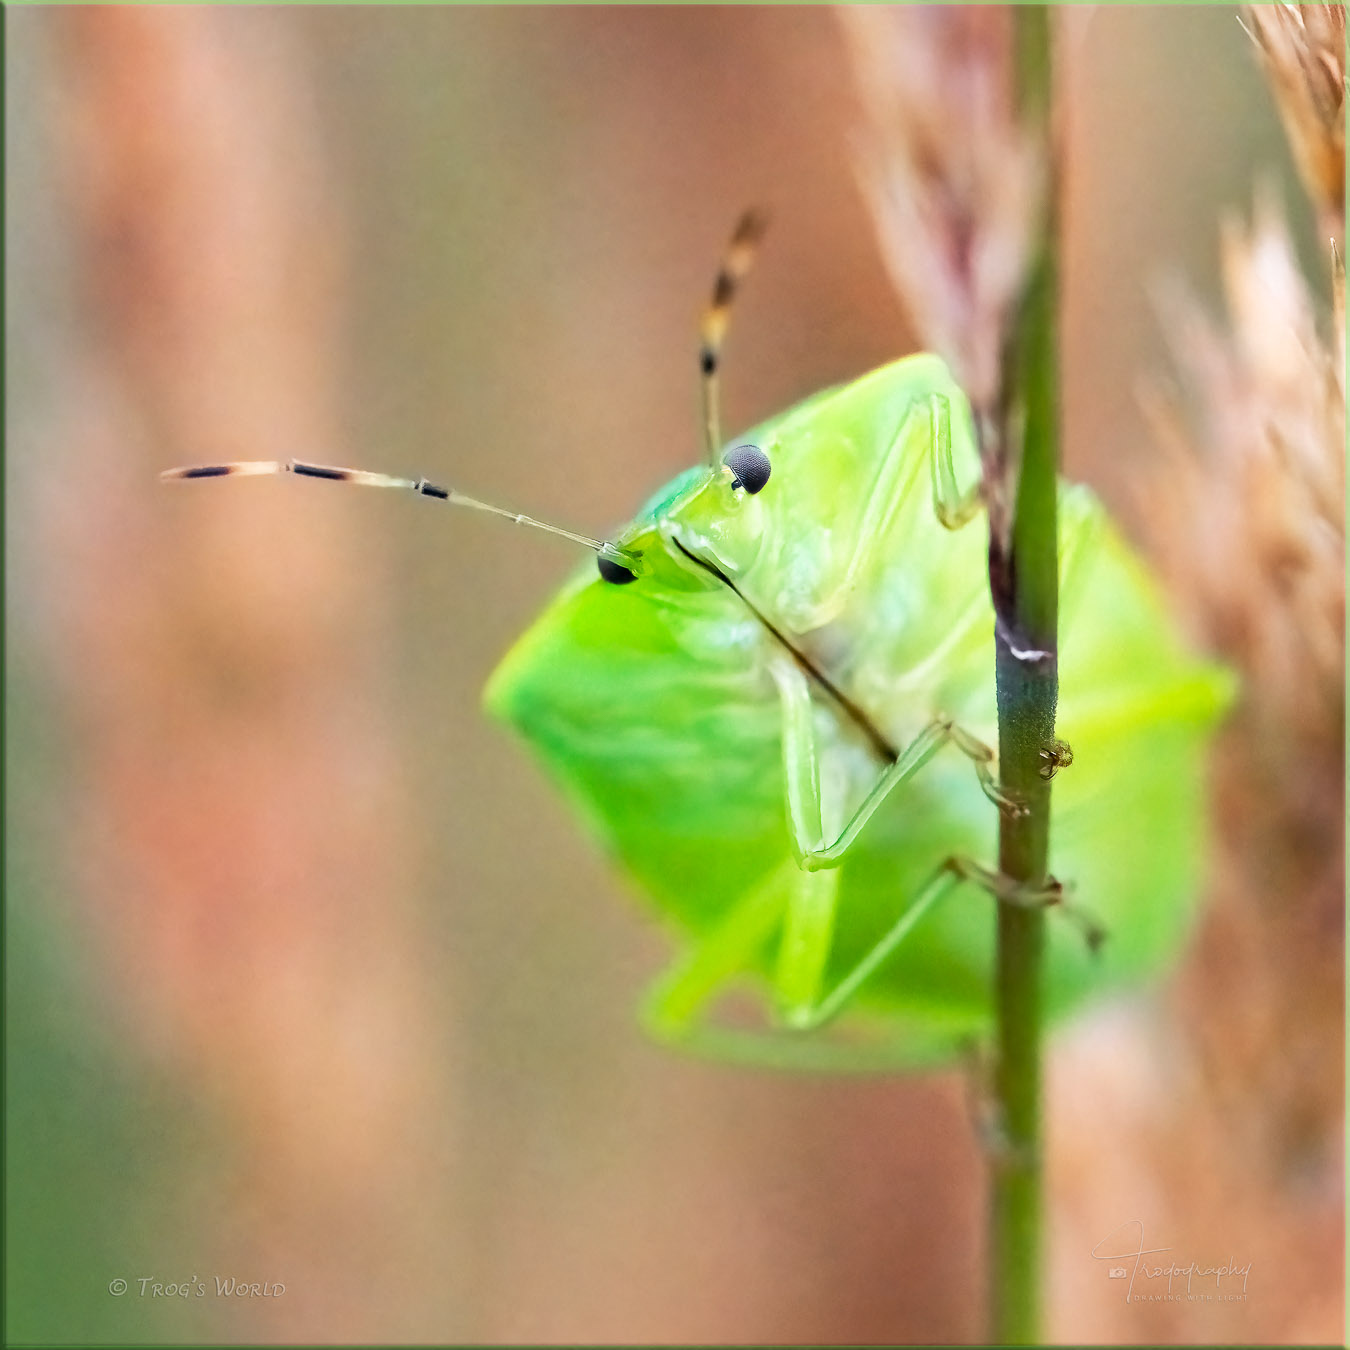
5,6,1340,1346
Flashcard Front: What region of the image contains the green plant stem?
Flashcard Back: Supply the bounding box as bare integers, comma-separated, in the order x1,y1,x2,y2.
989,6,1059,1345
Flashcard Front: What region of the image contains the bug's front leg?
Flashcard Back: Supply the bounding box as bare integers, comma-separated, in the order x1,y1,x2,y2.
928,391,984,530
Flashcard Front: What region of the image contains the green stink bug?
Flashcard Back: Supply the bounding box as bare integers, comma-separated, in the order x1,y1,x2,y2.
164,215,1231,1071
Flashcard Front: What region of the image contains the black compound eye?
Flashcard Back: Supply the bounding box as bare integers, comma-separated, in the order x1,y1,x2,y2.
597,554,638,585
723,443,771,495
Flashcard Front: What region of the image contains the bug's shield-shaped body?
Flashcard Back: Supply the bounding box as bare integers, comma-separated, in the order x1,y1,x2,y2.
486,355,1232,1068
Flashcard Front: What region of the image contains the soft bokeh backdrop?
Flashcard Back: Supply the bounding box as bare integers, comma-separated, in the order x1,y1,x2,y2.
6,6,1341,1345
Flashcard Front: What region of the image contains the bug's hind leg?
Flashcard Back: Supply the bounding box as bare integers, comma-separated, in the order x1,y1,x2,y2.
949,857,1108,954
640,853,1097,1069
779,855,1104,1038
640,862,970,1072
928,392,983,530
778,862,967,1031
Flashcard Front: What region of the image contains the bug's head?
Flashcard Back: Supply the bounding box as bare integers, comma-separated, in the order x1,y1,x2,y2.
596,441,774,590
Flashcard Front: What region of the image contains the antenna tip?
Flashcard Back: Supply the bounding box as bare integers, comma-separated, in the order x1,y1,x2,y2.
733,207,771,245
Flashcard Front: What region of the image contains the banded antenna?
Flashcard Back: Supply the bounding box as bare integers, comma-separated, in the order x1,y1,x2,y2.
699,209,769,467
160,459,643,582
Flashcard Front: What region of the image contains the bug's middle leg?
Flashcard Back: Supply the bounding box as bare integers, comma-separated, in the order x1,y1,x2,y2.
771,659,987,1021
773,661,1022,882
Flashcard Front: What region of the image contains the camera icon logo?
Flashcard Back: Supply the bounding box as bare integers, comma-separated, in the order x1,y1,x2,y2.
1107,1266,1127,1279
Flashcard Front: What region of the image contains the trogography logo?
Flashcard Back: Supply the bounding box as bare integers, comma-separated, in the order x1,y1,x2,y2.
1092,1221,1252,1305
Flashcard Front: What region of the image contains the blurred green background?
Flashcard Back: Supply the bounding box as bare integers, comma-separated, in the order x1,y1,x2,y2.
5,6,1337,1345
